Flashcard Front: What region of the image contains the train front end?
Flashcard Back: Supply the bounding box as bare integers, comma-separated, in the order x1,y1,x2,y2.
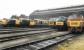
1,18,8,27
29,20,37,27
55,16,67,31
67,14,84,32
48,18,55,28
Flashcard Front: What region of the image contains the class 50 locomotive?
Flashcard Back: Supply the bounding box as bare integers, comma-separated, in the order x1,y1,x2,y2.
67,13,84,32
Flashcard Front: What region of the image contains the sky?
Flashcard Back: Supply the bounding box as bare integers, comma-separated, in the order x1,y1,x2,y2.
0,0,84,19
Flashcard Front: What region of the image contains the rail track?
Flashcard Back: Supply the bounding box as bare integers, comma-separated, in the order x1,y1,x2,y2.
0,29,55,38
0,31,70,50
0,28,50,31
4,33,74,50
0,28,53,34
0,27,76,50
0,28,55,42
27,34,74,50
0,27,56,42
0,30,55,42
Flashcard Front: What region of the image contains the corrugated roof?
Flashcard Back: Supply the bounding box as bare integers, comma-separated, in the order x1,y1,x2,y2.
30,5,84,15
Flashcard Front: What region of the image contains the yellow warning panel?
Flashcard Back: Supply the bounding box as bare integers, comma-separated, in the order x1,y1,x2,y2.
30,20,36,26
48,22,54,26
16,19,20,25
56,22,64,26
69,21,80,27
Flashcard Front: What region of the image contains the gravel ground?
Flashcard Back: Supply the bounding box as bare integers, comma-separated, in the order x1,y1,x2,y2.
45,33,84,50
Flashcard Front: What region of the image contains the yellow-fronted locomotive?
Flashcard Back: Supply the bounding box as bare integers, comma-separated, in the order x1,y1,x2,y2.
7,19,20,27
0,18,37,28
48,18,56,28
29,19,37,27
55,16,67,31
67,14,84,32
48,16,67,31
0,18,8,27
